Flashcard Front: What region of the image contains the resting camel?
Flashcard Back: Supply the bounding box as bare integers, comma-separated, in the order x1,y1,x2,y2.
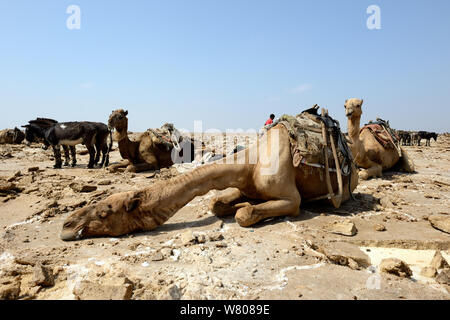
107,109,195,173
344,98,414,180
60,113,359,241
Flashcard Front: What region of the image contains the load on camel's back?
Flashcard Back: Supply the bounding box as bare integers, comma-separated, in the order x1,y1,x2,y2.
61,105,359,240
0,127,25,144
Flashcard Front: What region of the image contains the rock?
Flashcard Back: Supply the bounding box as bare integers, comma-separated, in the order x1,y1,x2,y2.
0,181,20,193
158,284,182,300
196,234,207,244
379,258,412,278
420,266,437,278
161,248,172,258
380,196,394,208
98,180,112,186
33,263,55,287
27,167,40,172
73,277,134,300
70,183,97,193
318,242,371,270
150,251,164,261
180,230,196,246
435,268,450,285
428,215,450,234
0,282,21,300
430,251,450,270
326,220,357,236
208,232,224,242
374,223,386,232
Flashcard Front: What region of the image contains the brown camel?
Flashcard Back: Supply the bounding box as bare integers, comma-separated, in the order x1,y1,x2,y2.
60,113,359,240
344,98,414,180
107,109,194,173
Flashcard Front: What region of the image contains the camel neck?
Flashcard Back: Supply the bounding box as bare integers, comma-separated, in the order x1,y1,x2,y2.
347,116,361,141
136,163,251,227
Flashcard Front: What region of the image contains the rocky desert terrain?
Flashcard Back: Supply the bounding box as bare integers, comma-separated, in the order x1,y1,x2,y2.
0,133,449,300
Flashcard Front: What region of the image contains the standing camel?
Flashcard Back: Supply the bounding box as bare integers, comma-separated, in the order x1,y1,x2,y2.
344,98,414,180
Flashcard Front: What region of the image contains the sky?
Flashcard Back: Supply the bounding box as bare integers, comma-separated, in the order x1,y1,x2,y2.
0,0,449,133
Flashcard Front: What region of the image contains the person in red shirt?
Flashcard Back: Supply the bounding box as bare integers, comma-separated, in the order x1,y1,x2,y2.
265,114,275,126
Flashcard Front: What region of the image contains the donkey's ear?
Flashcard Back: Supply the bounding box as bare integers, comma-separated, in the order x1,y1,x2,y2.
125,197,141,212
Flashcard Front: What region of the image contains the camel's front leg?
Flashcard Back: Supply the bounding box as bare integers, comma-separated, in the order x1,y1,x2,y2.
234,193,301,227
358,160,382,180
107,160,130,173
125,162,156,173
209,188,244,217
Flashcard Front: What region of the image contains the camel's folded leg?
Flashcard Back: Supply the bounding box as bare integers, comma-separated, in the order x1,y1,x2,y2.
125,162,156,173
399,147,415,173
107,160,130,172
209,188,244,217
358,161,382,180
234,194,301,227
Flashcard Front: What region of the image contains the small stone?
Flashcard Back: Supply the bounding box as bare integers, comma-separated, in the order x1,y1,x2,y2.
151,251,164,261
420,266,437,278
435,268,450,285
73,277,134,300
33,263,55,287
326,220,357,236
158,284,182,300
380,196,394,208
428,215,450,234
196,234,207,244
27,167,39,172
98,180,112,186
317,242,371,270
379,258,412,278
374,223,386,232
70,183,97,193
0,282,21,300
180,230,196,246
208,232,224,242
429,251,450,270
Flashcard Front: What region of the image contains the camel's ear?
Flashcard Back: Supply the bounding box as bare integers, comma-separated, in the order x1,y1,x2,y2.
345,99,348,103
125,197,141,212
124,110,128,116
21,125,29,128
360,99,364,105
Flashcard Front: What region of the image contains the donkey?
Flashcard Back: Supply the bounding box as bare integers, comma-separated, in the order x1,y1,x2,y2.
418,131,438,147
23,118,112,169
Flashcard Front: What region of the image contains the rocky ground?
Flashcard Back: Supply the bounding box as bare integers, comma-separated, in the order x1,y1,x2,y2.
0,133,449,300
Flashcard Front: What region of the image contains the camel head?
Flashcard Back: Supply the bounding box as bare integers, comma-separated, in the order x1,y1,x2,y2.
60,191,142,241
108,109,128,132
344,98,364,119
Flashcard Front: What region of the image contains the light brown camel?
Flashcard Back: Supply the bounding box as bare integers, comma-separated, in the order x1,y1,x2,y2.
60,119,359,240
344,98,414,180
107,109,194,173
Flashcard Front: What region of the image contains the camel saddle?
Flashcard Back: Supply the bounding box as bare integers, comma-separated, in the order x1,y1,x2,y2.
267,105,353,176
147,123,183,151
361,118,402,156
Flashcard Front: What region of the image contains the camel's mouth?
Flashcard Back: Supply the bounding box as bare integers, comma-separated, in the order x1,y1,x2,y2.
345,111,354,117
60,227,84,241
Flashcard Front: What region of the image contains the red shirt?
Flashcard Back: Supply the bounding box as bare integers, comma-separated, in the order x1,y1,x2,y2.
265,119,273,126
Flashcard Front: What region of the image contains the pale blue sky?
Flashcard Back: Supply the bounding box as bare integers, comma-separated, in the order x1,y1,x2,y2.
0,0,449,132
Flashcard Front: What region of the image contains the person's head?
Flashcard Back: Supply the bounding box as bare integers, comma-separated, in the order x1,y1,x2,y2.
270,114,275,120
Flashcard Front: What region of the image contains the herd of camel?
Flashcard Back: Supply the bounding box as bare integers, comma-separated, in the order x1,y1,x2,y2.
0,99,437,240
